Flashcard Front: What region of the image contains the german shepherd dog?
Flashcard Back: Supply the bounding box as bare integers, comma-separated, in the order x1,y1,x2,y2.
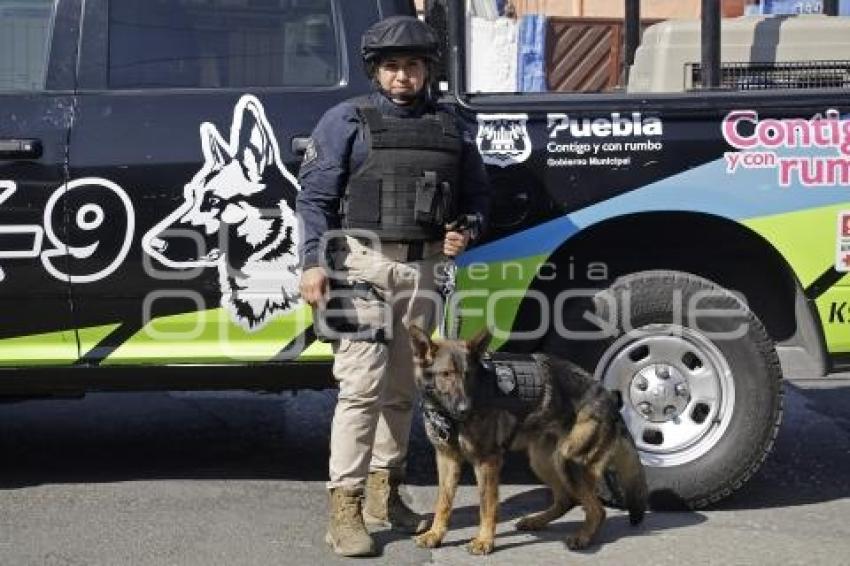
408,325,647,555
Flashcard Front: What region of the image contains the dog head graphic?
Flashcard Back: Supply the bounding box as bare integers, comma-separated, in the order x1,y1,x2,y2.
142,94,302,329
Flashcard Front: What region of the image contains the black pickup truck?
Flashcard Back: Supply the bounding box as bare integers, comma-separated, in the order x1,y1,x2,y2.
4,0,850,509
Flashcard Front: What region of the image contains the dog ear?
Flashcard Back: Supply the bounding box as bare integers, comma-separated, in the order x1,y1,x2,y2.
236,97,276,183
200,122,230,169
408,324,433,366
468,327,492,355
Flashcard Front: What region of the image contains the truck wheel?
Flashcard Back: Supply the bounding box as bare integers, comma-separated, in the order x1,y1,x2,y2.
567,270,783,509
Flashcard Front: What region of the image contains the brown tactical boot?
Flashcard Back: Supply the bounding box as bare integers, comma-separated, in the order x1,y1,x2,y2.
325,487,376,557
363,470,429,534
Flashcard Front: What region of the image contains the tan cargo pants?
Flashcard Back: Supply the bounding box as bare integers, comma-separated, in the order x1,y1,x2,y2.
326,235,443,490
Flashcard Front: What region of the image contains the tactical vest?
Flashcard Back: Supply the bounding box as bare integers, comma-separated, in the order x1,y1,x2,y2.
422,352,548,447
475,352,547,416
340,100,462,242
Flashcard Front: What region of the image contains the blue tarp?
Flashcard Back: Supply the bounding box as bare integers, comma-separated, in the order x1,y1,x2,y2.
516,14,546,92
760,0,850,15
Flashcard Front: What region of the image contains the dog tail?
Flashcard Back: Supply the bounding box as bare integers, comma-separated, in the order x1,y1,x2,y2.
609,426,648,525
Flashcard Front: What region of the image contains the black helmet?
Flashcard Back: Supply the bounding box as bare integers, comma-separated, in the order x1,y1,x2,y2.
361,16,439,65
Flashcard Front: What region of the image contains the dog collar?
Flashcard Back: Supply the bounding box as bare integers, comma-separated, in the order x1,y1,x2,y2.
422,404,455,447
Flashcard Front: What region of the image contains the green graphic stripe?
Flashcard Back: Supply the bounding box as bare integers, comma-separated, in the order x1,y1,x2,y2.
455,254,548,350
101,305,314,365
0,329,78,367
816,287,850,352
297,338,333,360
743,203,850,289
78,323,122,357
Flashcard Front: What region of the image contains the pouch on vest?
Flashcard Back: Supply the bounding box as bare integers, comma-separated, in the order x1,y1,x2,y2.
414,171,440,226
344,179,381,225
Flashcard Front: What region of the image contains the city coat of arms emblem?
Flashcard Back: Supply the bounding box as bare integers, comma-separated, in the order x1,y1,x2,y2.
475,113,532,168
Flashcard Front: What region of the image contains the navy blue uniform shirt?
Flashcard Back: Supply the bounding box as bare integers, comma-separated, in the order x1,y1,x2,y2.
296,89,490,270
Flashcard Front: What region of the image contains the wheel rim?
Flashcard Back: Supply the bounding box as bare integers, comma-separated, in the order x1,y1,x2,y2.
595,324,736,468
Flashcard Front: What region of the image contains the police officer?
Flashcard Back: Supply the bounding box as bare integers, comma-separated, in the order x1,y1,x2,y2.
296,16,489,558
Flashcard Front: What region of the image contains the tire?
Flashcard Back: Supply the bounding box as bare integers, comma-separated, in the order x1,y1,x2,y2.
550,270,783,509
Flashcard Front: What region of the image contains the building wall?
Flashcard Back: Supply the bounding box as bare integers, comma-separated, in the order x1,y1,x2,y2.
515,0,749,18
449,1,750,18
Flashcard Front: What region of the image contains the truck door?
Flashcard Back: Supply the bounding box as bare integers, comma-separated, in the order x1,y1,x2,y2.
69,0,380,366
0,0,79,366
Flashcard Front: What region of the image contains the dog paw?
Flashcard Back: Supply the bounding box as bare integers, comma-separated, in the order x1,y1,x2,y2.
467,537,494,555
516,515,547,531
415,531,443,549
565,533,591,551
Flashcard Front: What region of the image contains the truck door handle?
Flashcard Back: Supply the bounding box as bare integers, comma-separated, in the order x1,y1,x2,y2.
291,136,310,156
0,139,42,160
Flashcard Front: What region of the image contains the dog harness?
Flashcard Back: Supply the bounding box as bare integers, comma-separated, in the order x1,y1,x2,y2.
422,352,548,447
475,352,547,414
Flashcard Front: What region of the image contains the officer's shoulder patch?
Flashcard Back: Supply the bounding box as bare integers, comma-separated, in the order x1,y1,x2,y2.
302,137,319,166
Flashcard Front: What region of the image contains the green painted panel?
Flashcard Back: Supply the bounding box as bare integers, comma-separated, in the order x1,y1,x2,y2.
743,203,850,288
454,255,548,350
816,287,850,352
296,338,333,360
102,306,314,365
77,323,122,356
0,329,77,366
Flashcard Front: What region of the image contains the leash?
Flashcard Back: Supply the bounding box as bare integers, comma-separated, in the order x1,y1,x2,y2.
437,214,479,339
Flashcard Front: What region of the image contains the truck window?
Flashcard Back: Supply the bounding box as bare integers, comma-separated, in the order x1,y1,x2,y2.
462,0,850,95
0,0,56,91
107,0,340,89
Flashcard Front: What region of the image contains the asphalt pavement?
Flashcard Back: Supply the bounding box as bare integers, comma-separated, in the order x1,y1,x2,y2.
0,376,848,565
